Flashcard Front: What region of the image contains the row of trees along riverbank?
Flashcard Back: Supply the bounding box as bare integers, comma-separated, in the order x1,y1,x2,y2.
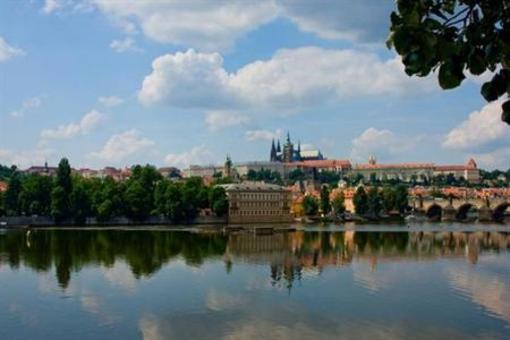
302,185,409,220
0,158,228,224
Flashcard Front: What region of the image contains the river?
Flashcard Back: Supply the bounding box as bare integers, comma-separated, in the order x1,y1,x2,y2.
0,224,509,339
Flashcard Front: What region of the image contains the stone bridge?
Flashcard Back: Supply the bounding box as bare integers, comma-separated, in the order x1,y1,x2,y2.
409,197,510,222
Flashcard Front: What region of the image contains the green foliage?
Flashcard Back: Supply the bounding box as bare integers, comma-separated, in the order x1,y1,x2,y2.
69,179,93,224
388,0,510,124
302,195,319,216
1,160,230,223
331,192,346,215
19,174,53,215
320,185,331,215
56,158,72,196
353,186,368,215
367,187,383,217
0,164,18,181
287,169,305,182
4,173,22,215
209,186,228,217
394,185,409,213
51,186,68,223
246,168,283,185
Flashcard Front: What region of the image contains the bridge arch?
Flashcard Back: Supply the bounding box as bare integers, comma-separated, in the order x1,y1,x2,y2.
426,204,442,221
456,203,478,221
493,202,510,222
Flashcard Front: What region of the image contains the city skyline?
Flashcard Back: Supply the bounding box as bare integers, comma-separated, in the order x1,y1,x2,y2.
1,1,509,170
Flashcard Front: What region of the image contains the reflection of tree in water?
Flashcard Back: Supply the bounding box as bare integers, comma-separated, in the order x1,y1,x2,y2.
0,229,508,290
0,230,228,288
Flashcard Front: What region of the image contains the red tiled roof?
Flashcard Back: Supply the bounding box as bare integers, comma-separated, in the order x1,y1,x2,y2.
434,165,472,171
291,159,352,169
0,181,7,192
355,163,434,170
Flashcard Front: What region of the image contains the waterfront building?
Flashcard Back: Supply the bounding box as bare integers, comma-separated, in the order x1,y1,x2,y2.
433,158,480,183
351,156,480,184
220,182,293,223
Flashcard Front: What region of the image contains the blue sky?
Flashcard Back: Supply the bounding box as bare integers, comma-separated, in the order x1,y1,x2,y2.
0,0,509,170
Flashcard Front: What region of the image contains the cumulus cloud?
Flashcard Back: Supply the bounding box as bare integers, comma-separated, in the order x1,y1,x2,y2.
110,37,142,53
0,147,55,168
98,95,124,107
164,145,213,168
280,0,393,43
351,127,422,162
90,0,277,51
468,147,510,170
443,100,509,150
41,110,105,140
205,110,249,131
0,37,25,62
9,96,43,118
91,129,155,162
245,128,283,142
42,0,61,14
139,47,433,112
73,1,394,50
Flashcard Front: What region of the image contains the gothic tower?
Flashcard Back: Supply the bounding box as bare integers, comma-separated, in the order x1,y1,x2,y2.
270,139,277,162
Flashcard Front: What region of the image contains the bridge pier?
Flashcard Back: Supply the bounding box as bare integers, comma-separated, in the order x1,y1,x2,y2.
478,207,493,222
442,205,457,222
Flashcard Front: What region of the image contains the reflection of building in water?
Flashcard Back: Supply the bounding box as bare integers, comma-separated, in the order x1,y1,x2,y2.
224,230,510,284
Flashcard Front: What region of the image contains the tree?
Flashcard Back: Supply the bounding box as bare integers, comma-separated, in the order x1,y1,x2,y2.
302,195,319,216
331,192,346,215
367,187,382,217
51,186,68,223
388,1,510,124
4,173,22,215
69,180,92,224
353,186,368,215
320,185,331,215
395,185,409,213
18,174,53,215
124,181,151,221
56,158,72,196
381,187,397,213
209,186,228,217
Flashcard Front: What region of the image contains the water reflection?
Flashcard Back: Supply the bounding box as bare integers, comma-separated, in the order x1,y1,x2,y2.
0,228,508,290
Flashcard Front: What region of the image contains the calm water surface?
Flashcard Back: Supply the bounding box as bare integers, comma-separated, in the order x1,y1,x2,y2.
0,225,509,339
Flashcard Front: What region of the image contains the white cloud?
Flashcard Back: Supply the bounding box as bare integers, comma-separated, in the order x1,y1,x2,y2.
280,0,393,43
40,110,105,140
110,37,142,53
468,147,510,170
98,95,124,107
443,100,509,150
91,129,155,162
90,0,278,51
0,147,55,168
350,127,421,162
77,1,394,50
205,110,249,131
164,145,212,168
245,128,283,142
9,96,43,118
0,37,25,62
42,0,61,14
139,47,433,111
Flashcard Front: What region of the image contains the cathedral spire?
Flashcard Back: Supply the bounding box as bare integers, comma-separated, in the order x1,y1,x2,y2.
276,140,281,153
286,132,291,144
270,139,277,162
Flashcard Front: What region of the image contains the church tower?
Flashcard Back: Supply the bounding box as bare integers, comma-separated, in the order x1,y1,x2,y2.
224,154,233,178
282,132,294,163
270,139,277,162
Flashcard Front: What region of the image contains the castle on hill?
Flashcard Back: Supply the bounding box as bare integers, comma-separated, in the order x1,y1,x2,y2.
270,133,324,163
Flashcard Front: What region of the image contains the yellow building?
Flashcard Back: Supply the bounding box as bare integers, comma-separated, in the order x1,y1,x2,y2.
221,182,293,224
